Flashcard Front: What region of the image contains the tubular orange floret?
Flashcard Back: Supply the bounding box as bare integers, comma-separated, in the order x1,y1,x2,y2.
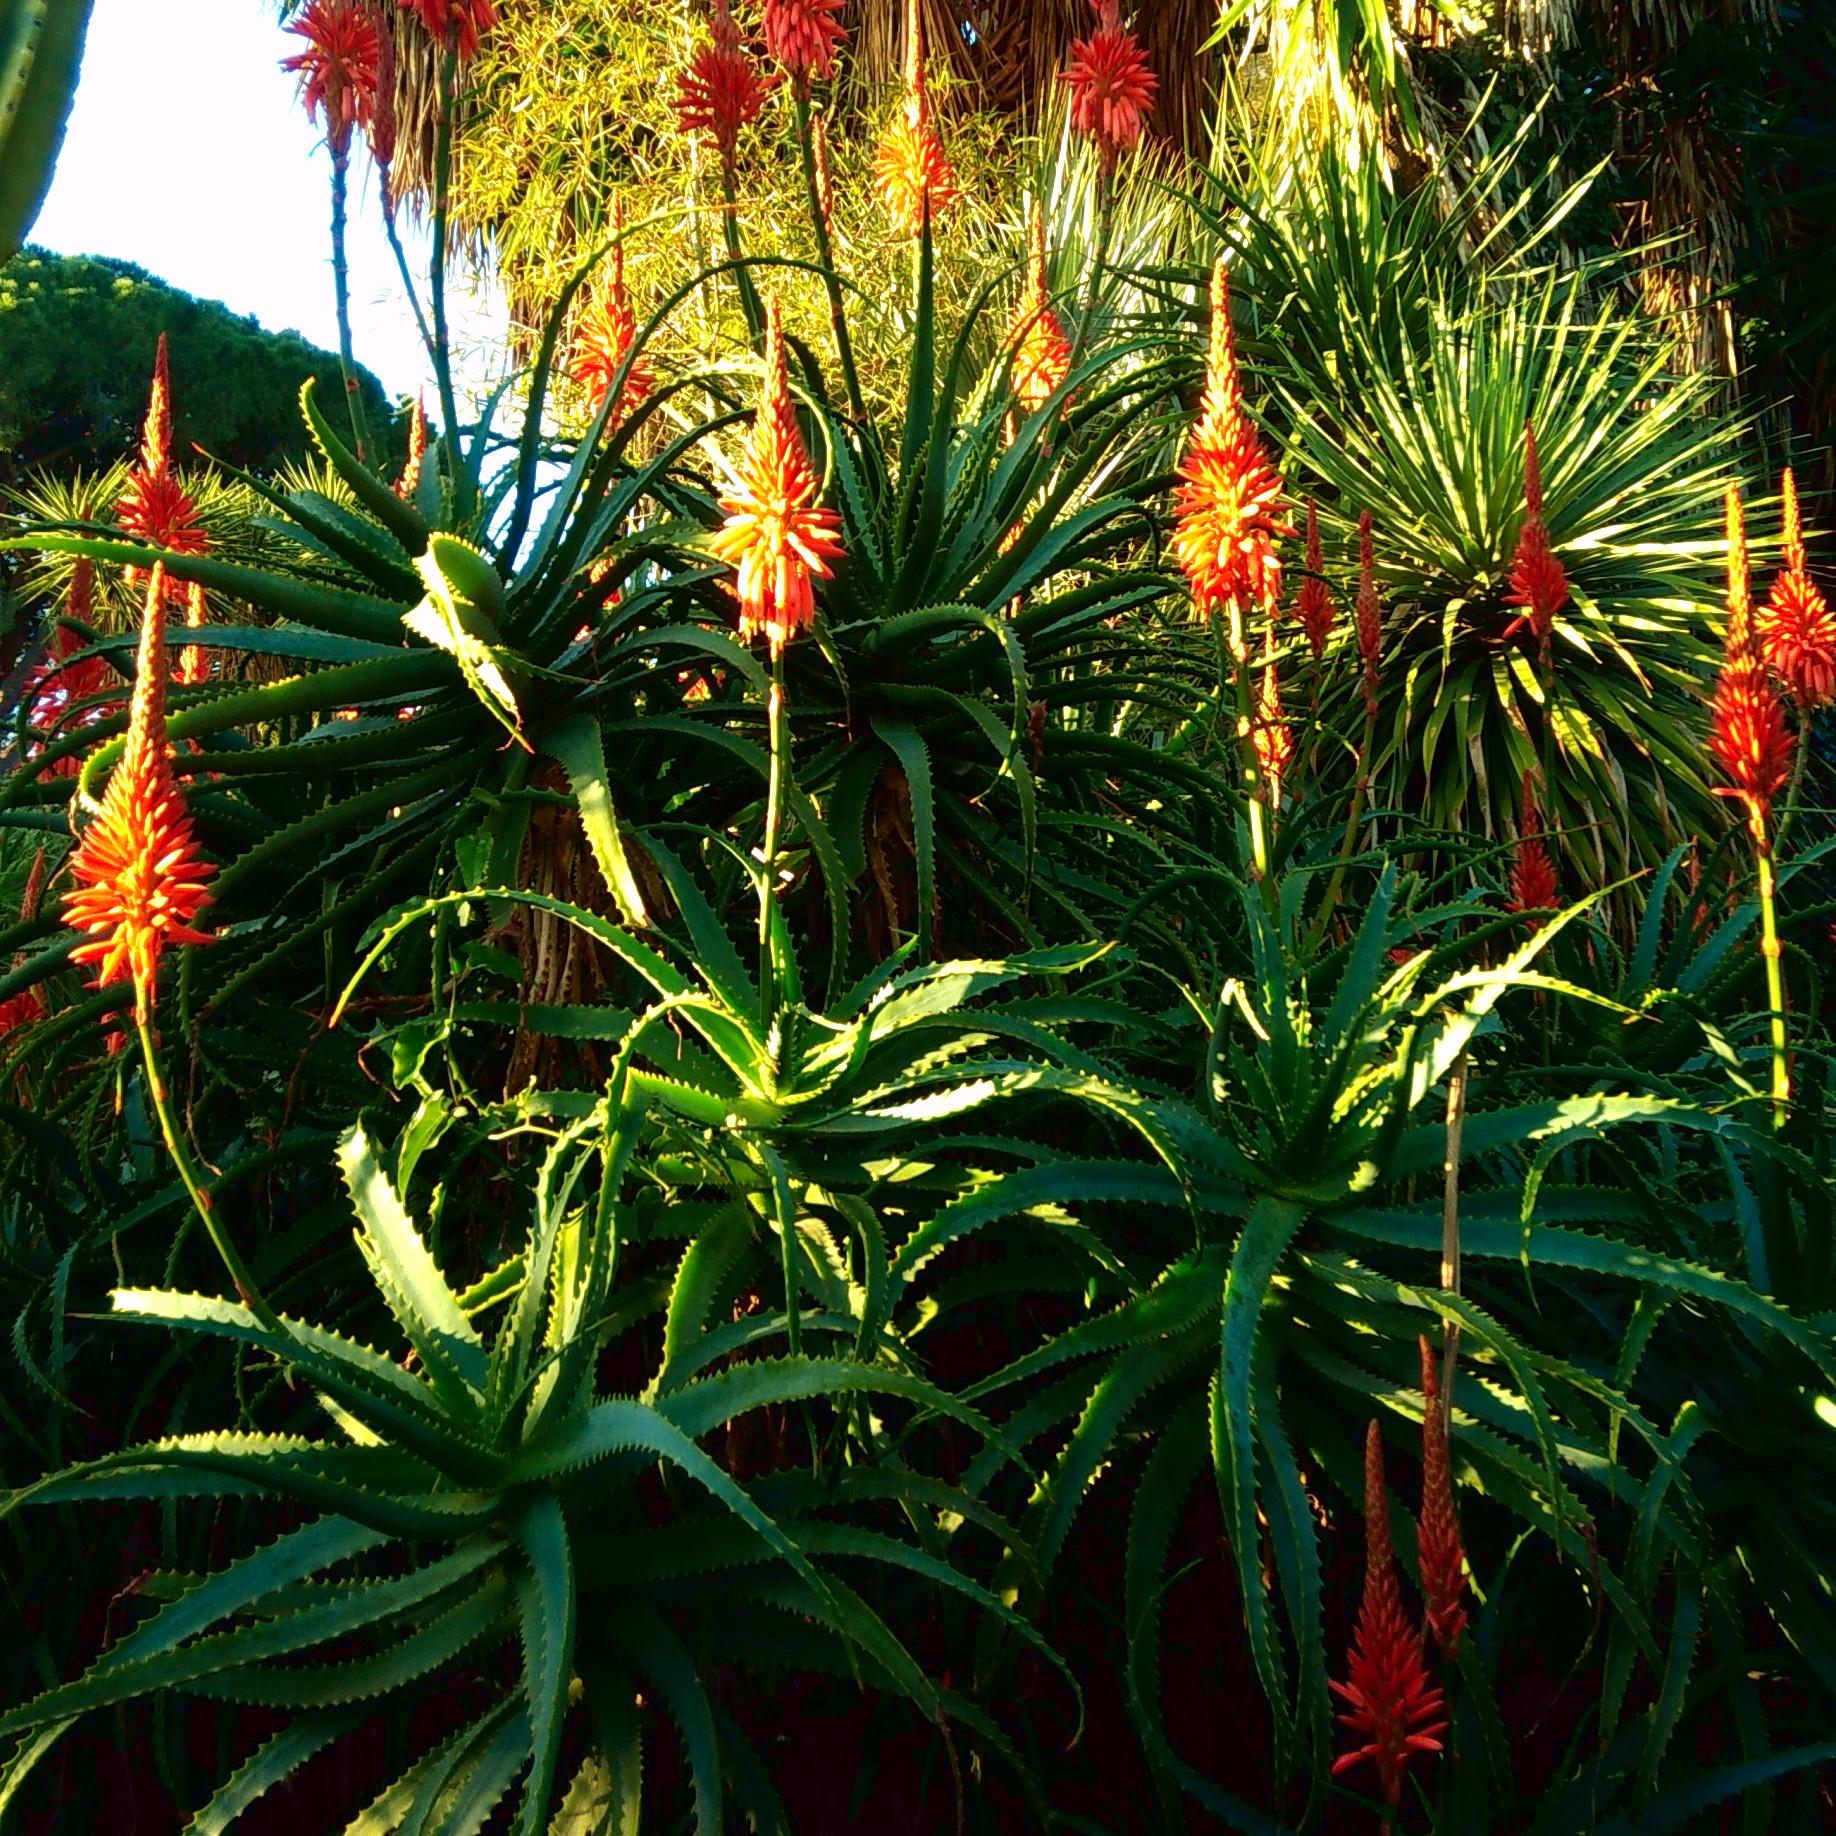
708,299,844,658
762,0,846,84
1294,498,1335,663
1504,421,1568,647
397,0,496,63
1331,1422,1448,1812
676,0,771,166
1253,661,1294,809
1356,511,1383,719
572,198,655,427
1508,770,1559,919
1008,205,1073,413
1418,1338,1469,1661
62,565,216,1027
282,0,381,158
1059,0,1157,171
1171,259,1288,627
1758,469,1836,711
873,0,957,239
1712,486,1795,833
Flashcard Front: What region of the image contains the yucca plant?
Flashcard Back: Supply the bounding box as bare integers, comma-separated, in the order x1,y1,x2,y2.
1267,270,1748,890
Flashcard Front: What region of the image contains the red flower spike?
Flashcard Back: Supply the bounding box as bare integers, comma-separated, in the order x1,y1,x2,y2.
20,849,47,925
118,336,208,599
1418,1338,1469,1660
874,0,957,239
1504,421,1568,647
1711,487,1795,833
1008,206,1072,413
369,4,398,204
62,565,215,1027
0,986,44,1036
676,0,771,167
572,198,655,428
1759,470,1836,711
708,299,844,658
1171,260,1288,627
282,0,381,158
1294,497,1335,663
397,0,496,63
1253,661,1294,809
763,0,846,84
1331,1423,1447,1810
25,558,116,776
1356,510,1383,719
1509,771,1559,920
1060,0,1157,171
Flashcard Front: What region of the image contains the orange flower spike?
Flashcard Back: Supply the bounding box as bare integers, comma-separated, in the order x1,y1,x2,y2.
1060,0,1157,172
62,565,215,1026
1356,511,1383,720
763,0,846,85
1505,420,1568,647
1294,498,1335,663
709,300,844,659
1331,1422,1448,1812
1009,206,1073,413
810,107,836,230
1418,1339,1470,1661
676,0,771,167
282,0,381,158
1759,469,1836,711
873,0,957,239
118,336,207,580
1509,771,1559,920
1711,486,1794,834
397,395,428,499
1253,661,1294,809
178,580,209,689
1170,260,1289,629
573,198,655,427
397,0,496,63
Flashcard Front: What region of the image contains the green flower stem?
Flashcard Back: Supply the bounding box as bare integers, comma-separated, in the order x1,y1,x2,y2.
136,1016,279,1333
719,155,764,346
760,648,789,1021
1071,162,1116,368
1773,723,1811,854
430,48,467,521
792,90,862,421
1304,706,1378,955
382,204,439,375
1752,813,1790,1129
1214,609,1272,903
328,141,371,464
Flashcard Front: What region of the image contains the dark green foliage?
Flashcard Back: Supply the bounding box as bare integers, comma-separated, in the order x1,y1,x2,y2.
0,247,397,481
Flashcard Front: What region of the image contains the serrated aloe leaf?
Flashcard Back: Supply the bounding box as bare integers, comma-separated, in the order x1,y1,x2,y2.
511,1495,576,1836
339,1126,486,1409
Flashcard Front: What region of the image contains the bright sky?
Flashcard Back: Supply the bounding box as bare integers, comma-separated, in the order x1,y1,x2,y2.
30,0,502,405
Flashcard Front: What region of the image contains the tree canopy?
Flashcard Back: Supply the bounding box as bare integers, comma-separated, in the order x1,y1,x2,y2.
0,245,396,482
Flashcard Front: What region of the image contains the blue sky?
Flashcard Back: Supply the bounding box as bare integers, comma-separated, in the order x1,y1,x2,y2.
31,0,501,403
